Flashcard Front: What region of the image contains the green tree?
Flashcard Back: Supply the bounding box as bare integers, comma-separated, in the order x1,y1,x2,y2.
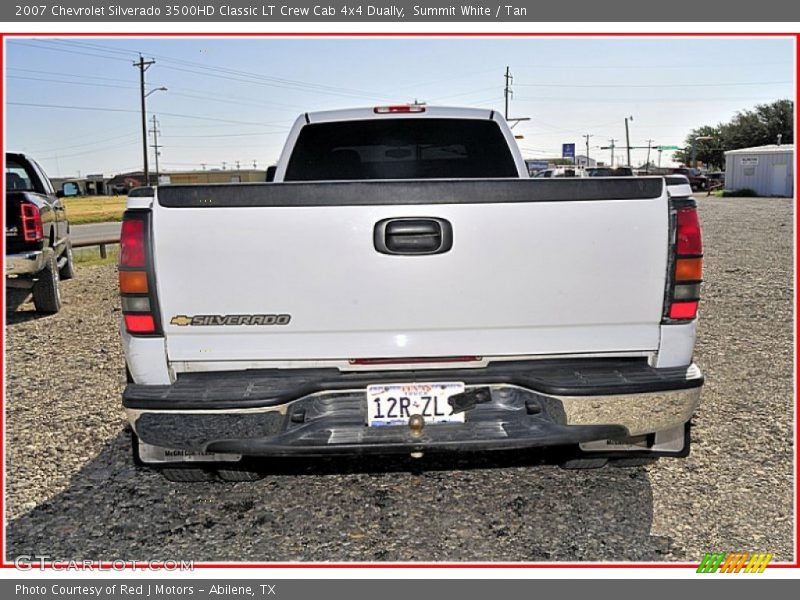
722,99,793,149
674,125,723,168
675,99,793,169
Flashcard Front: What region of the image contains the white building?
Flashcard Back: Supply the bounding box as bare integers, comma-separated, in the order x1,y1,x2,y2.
724,144,794,197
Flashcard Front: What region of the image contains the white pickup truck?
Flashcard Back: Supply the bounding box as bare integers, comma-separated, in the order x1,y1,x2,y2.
119,105,704,482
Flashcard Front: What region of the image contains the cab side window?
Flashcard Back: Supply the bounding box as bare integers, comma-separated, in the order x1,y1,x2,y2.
30,160,54,195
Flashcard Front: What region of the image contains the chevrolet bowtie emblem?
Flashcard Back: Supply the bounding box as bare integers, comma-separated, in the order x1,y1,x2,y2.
170,315,193,326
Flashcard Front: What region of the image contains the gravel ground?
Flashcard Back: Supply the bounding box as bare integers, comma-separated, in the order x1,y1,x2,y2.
4,196,794,563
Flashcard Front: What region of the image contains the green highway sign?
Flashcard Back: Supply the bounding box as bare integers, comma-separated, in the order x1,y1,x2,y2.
657,145,680,150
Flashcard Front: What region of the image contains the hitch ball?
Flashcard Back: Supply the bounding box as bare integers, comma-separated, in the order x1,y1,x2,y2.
408,414,425,438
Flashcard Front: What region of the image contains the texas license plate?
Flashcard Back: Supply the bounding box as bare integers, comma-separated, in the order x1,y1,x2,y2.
366,382,466,427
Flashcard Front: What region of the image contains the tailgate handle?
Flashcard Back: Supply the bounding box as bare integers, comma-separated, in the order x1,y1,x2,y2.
374,218,453,256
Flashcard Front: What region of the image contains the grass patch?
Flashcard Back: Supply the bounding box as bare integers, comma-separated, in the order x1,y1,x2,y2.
73,244,119,267
718,188,759,198
64,195,127,225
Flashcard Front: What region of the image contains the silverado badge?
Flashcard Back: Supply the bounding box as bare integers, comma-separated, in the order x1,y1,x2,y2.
170,314,291,326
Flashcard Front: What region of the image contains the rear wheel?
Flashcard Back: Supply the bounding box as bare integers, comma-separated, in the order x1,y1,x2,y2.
217,466,265,482
32,253,62,314
559,457,608,470
160,468,216,483
59,242,75,280
609,457,658,468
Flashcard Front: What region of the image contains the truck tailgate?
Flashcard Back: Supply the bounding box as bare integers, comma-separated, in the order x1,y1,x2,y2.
151,178,668,362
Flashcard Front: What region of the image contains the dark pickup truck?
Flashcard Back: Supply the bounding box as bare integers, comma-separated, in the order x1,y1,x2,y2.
5,152,74,313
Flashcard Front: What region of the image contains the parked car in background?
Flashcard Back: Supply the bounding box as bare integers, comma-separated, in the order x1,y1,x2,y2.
5,152,74,313
532,167,579,178
585,166,634,177
669,167,708,192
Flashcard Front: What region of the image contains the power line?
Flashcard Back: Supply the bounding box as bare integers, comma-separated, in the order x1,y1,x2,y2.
514,80,792,88
426,86,498,102
59,38,386,97
467,96,505,107
388,67,498,95
161,131,288,139
512,95,793,104
15,40,386,104
27,131,138,154
35,139,140,161
156,63,390,102
6,75,138,90
6,66,300,113
9,40,133,62
15,37,392,103
7,101,293,128
9,68,303,113
35,39,392,101
514,61,792,71
162,90,299,113
6,66,140,84
9,101,136,114
165,142,286,149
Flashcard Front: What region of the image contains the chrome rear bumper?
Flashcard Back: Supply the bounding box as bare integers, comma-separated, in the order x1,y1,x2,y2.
126,363,702,460
6,250,46,276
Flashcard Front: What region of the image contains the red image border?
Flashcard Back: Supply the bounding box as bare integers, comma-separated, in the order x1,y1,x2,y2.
0,29,797,571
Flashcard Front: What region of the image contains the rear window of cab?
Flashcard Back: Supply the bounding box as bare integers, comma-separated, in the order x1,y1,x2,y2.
284,118,519,181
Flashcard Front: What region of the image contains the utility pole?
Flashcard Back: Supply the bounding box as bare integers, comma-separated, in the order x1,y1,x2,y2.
582,134,593,168
134,55,156,185
644,139,654,174
504,66,513,120
624,116,633,167
149,115,162,184
600,139,617,166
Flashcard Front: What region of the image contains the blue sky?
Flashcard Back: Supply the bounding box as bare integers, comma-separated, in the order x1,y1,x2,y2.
5,37,795,177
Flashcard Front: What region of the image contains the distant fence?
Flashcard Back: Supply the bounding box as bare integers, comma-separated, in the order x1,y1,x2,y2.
72,236,119,259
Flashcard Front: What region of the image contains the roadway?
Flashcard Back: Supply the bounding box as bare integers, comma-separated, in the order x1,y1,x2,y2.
71,222,121,244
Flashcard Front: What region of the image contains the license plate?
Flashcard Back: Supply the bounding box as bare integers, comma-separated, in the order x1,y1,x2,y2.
366,382,466,427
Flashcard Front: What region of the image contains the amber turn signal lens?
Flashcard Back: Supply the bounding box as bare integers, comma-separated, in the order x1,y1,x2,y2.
119,270,149,294
675,257,703,282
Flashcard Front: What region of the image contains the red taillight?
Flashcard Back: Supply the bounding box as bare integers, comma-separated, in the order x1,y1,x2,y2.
373,105,426,114
665,204,703,323
669,301,699,320
124,314,156,334
675,207,703,255
119,211,160,336
20,203,44,242
120,219,146,267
